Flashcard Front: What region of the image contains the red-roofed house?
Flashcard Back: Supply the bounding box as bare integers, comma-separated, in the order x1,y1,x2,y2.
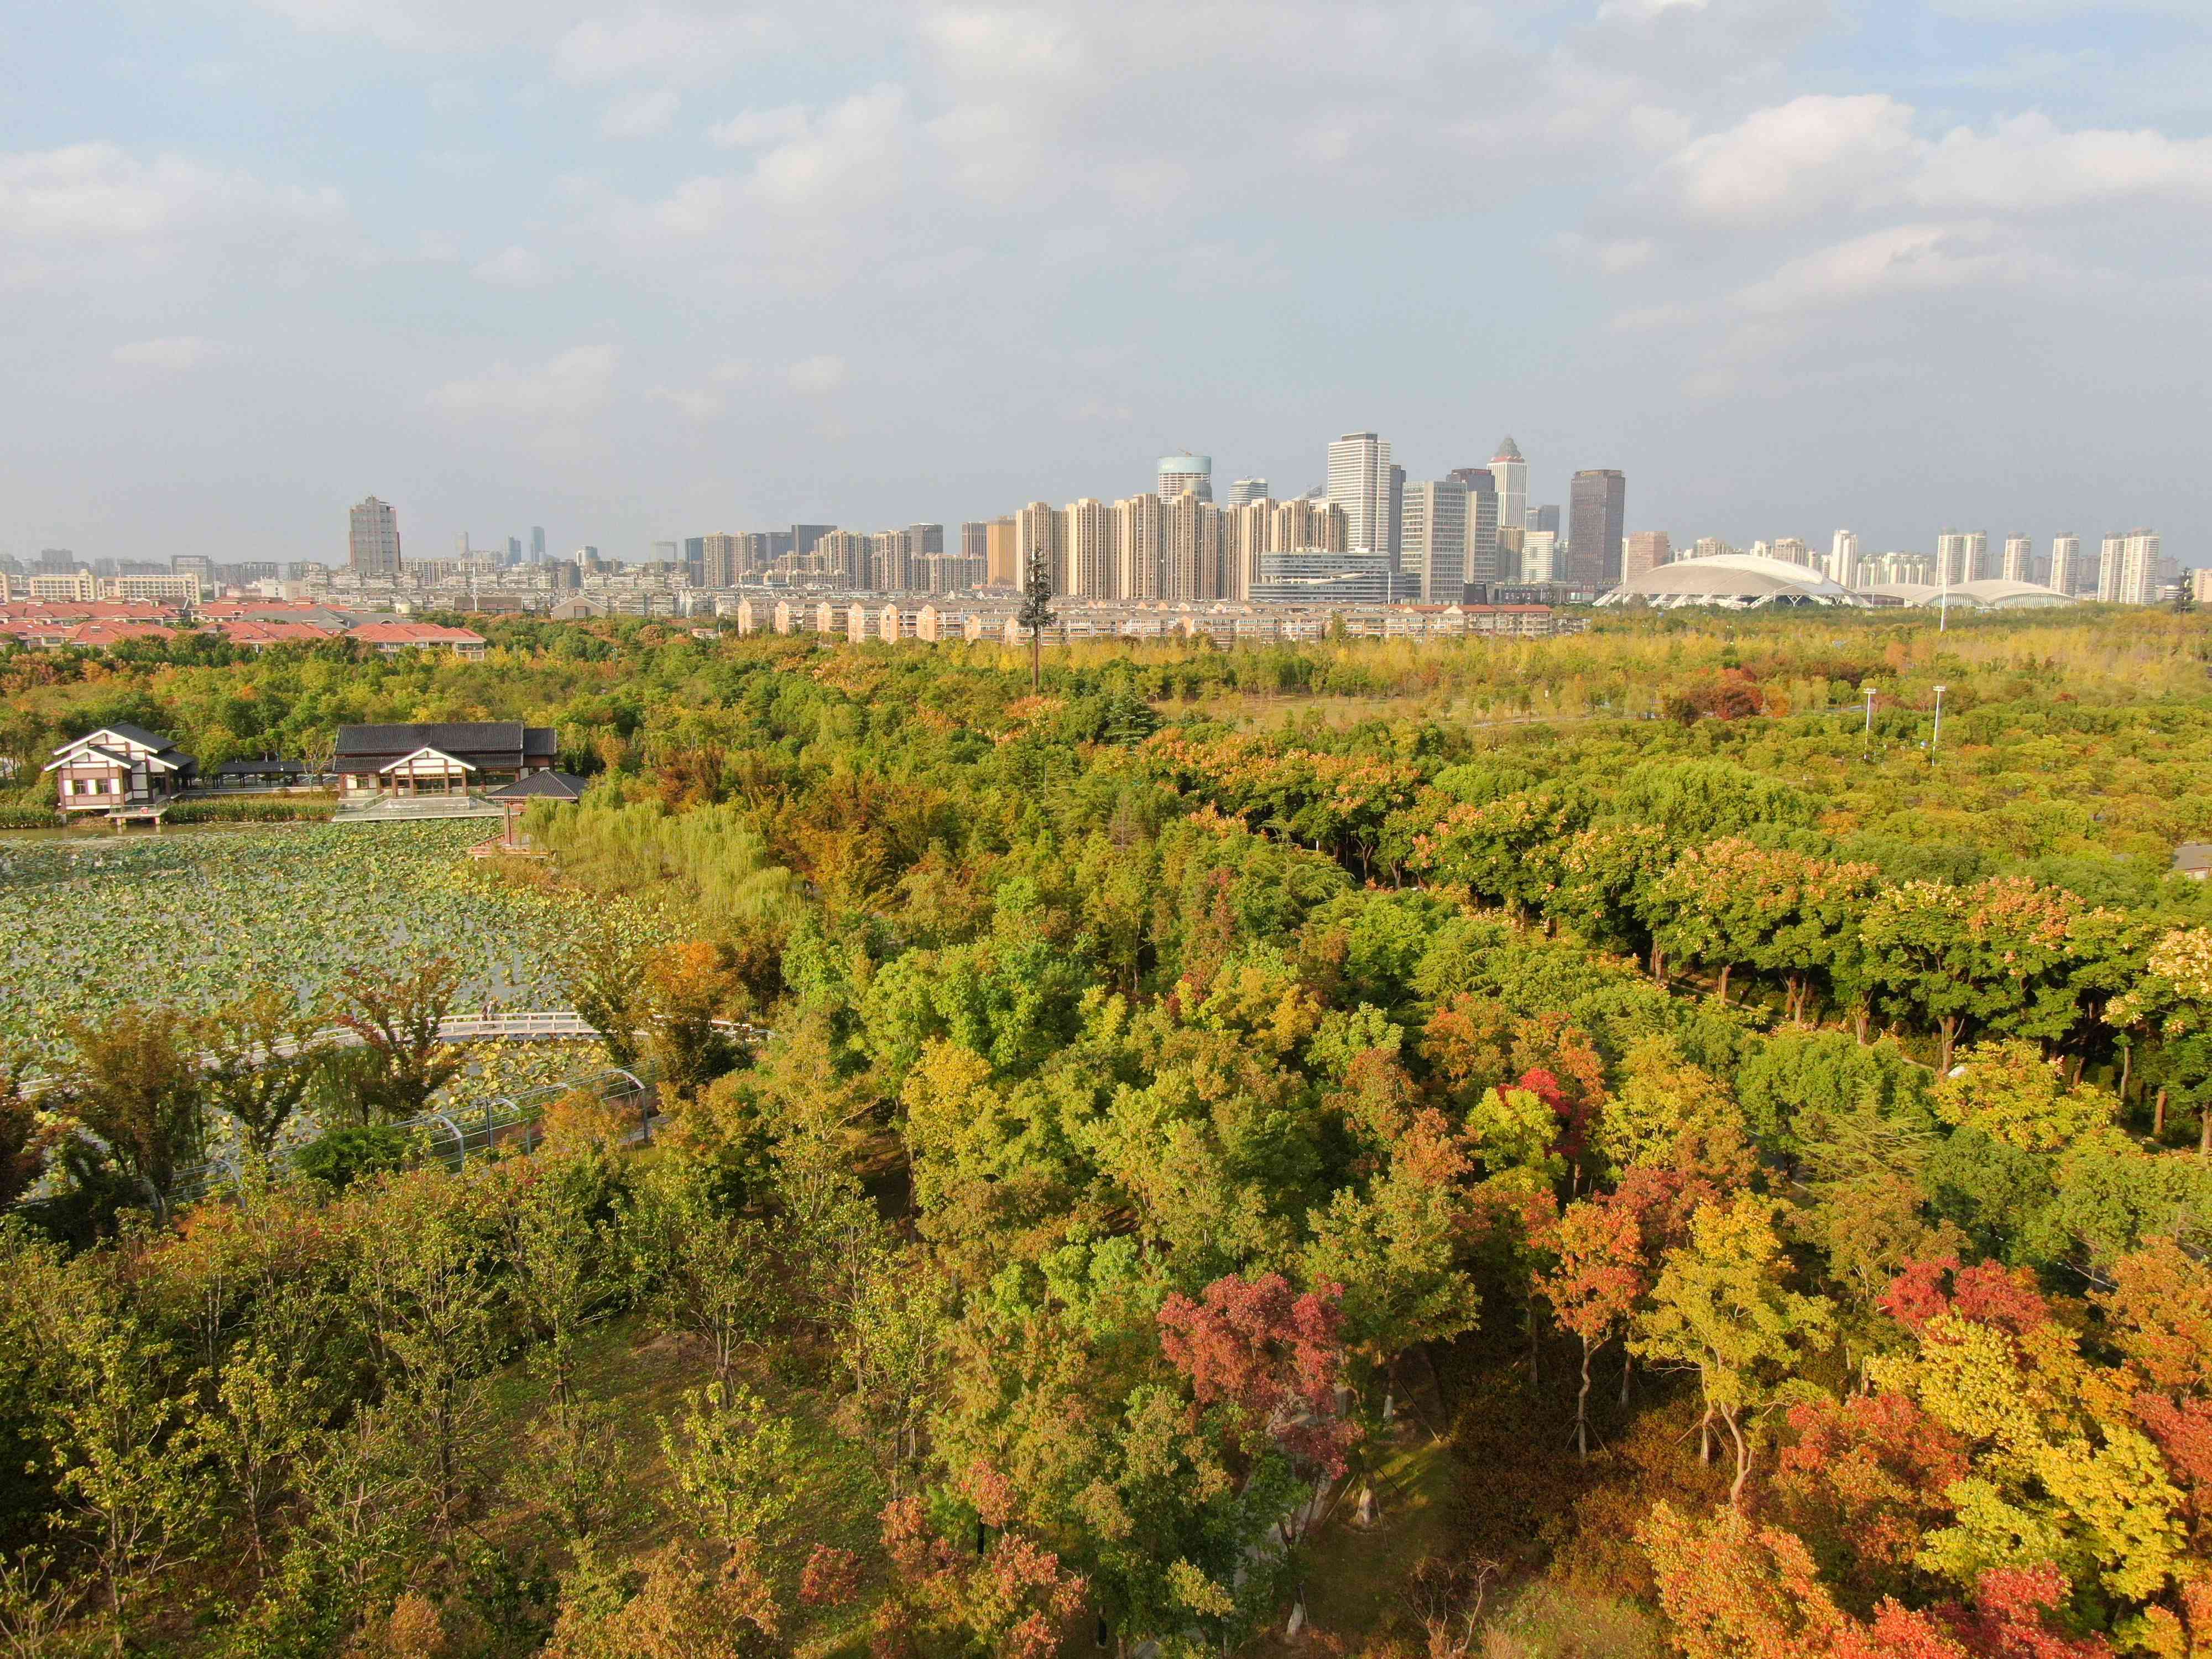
214,618,342,650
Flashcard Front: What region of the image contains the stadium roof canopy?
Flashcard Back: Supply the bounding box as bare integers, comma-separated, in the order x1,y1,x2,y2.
1867,580,2080,611
1598,553,1875,610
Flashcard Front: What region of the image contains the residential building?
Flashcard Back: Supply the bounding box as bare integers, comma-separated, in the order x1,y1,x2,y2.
1016,502,1062,591
110,573,202,604
1967,531,1994,581
2049,535,2081,595
909,524,945,563
961,521,992,575
1327,431,1394,552
791,525,835,560
869,530,913,592
2098,534,2125,602
1447,467,1501,584
2114,529,2161,605
1162,493,1221,602
530,526,546,562
350,622,490,660
28,571,100,602
1064,499,1117,598
349,497,404,576
985,517,1019,587
335,721,557,799
45,723,197,815
1490,439,1527,542
1624,531,1672,583
1228,478,1269,506
1567,469,1626,587
2002,535,2033,583
1114,494,1165,601
1771,538,1811,567
1158,453,1213,502
1828,530,1861,589
1400,479,1469,602
1227,499,1273,599
818,531,869,586
1272,497,1348,556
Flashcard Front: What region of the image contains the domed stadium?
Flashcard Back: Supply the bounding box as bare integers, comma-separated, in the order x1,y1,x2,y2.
1866,579,2081,612
1598,552,1874,610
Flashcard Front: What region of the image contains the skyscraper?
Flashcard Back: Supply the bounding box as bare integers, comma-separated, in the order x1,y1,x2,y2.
1828,530,1861,589
1489,439,1527,542
1326,432,1393,553
1064,499,1115,598
961,521,990,565
1386,463,1406,570
1528,504,1561,538
1624,531,1672,583
1400,480,1469,602
530,526,545,563
2000,535,2032,583
1966,531,1993,581
2049,535,2080,596
1158,453,1212,502
792,525,835,560
1271,497,1348,556
1567,469,1626,588
349,497,403,576
1228,478,1269,506
1448,468,1501,584
908,524,945,561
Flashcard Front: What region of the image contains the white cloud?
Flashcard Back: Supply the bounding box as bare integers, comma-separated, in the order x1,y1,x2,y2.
784,354,847,395
472,246,550,286
601,87,682,138
0,143,344,286
112,336,223,370
553,8,773,85
427,344,620,419
1668,94,1918,221
748,87,907,212
1732,221,2015,315
1913,113,2212,212
646,384,723,419
708,105,812,148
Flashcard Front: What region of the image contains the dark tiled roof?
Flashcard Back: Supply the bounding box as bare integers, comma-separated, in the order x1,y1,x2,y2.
215,758,307,776
482,770,589,801
98,722,175,751
333,721,556,775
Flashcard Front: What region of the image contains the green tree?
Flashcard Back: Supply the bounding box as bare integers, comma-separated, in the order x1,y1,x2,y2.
201,984,330,1162
58,1004,206,1215
1632,1196,1835,1507
332,951,465,1119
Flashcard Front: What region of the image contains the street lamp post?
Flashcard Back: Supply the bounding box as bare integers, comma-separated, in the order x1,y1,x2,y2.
1861,682,1876,754
1931,683,1947,757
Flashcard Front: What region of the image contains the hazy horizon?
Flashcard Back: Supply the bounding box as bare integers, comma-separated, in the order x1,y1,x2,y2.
3,1,2204,567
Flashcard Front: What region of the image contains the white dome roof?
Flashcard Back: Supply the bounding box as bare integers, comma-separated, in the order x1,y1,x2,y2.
1867,580,2078,610
1600,552,1867,609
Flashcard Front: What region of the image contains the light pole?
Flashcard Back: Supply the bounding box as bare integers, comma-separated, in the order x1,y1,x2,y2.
1931,683,1947,757
1861,682,1876,755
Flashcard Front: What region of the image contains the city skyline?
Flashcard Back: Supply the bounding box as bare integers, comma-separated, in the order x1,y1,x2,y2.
3,3,2206,566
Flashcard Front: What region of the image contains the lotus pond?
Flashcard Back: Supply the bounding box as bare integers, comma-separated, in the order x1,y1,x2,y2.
0,821,565,1057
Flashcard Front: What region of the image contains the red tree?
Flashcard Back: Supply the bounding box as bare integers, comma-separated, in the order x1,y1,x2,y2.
1157,1272,1359,1479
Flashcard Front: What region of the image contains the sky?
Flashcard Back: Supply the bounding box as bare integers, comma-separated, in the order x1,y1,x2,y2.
1,0,2206,567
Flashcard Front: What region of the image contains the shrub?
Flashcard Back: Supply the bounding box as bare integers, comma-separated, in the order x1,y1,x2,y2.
294,1122,412,1190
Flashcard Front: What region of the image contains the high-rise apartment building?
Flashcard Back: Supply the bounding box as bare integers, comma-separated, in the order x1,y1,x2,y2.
1446,467,1500,584
1936,530,1975,587
2002,535,2032,583
530,526,546,562
2097,535,2124,602
1386,464,1406,569
1226,499,1274,600
2114,529,2161,605
2049,535,2081,596
961,521,990,565
1965,531,1993,581
792,525,835,561
1158,453,1212,502
1771,538,1811,567
697,533,742,587
1063,499,1116,598
1828,530,1861,589
1114,494,1164,601
983,518,1018,587
1326,432,1394,553
1228,478,1269,507
1270,497,1348,556
349,497,403,576
1016,502,1062,592
1624,531,1672,583
908,524,945,561
1400,480,1470,602
1162,493,1222,602
1567,469,1626,587
1489,439,1527,542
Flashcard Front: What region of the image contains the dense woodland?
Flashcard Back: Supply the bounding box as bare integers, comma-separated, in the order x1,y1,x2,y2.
6,608,2212,1658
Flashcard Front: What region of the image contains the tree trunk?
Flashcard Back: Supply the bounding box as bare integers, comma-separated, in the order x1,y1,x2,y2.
2118,1044,2132,1103
2154,1088,2168,1139
1620,1345,1632,1410
1716,964,1733,1004
1938,1018,1959,1074
1575,1336,1593,1461
1697,1403,1713,1465
1723,1407,1752,1510
2201,1105,2210,1160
